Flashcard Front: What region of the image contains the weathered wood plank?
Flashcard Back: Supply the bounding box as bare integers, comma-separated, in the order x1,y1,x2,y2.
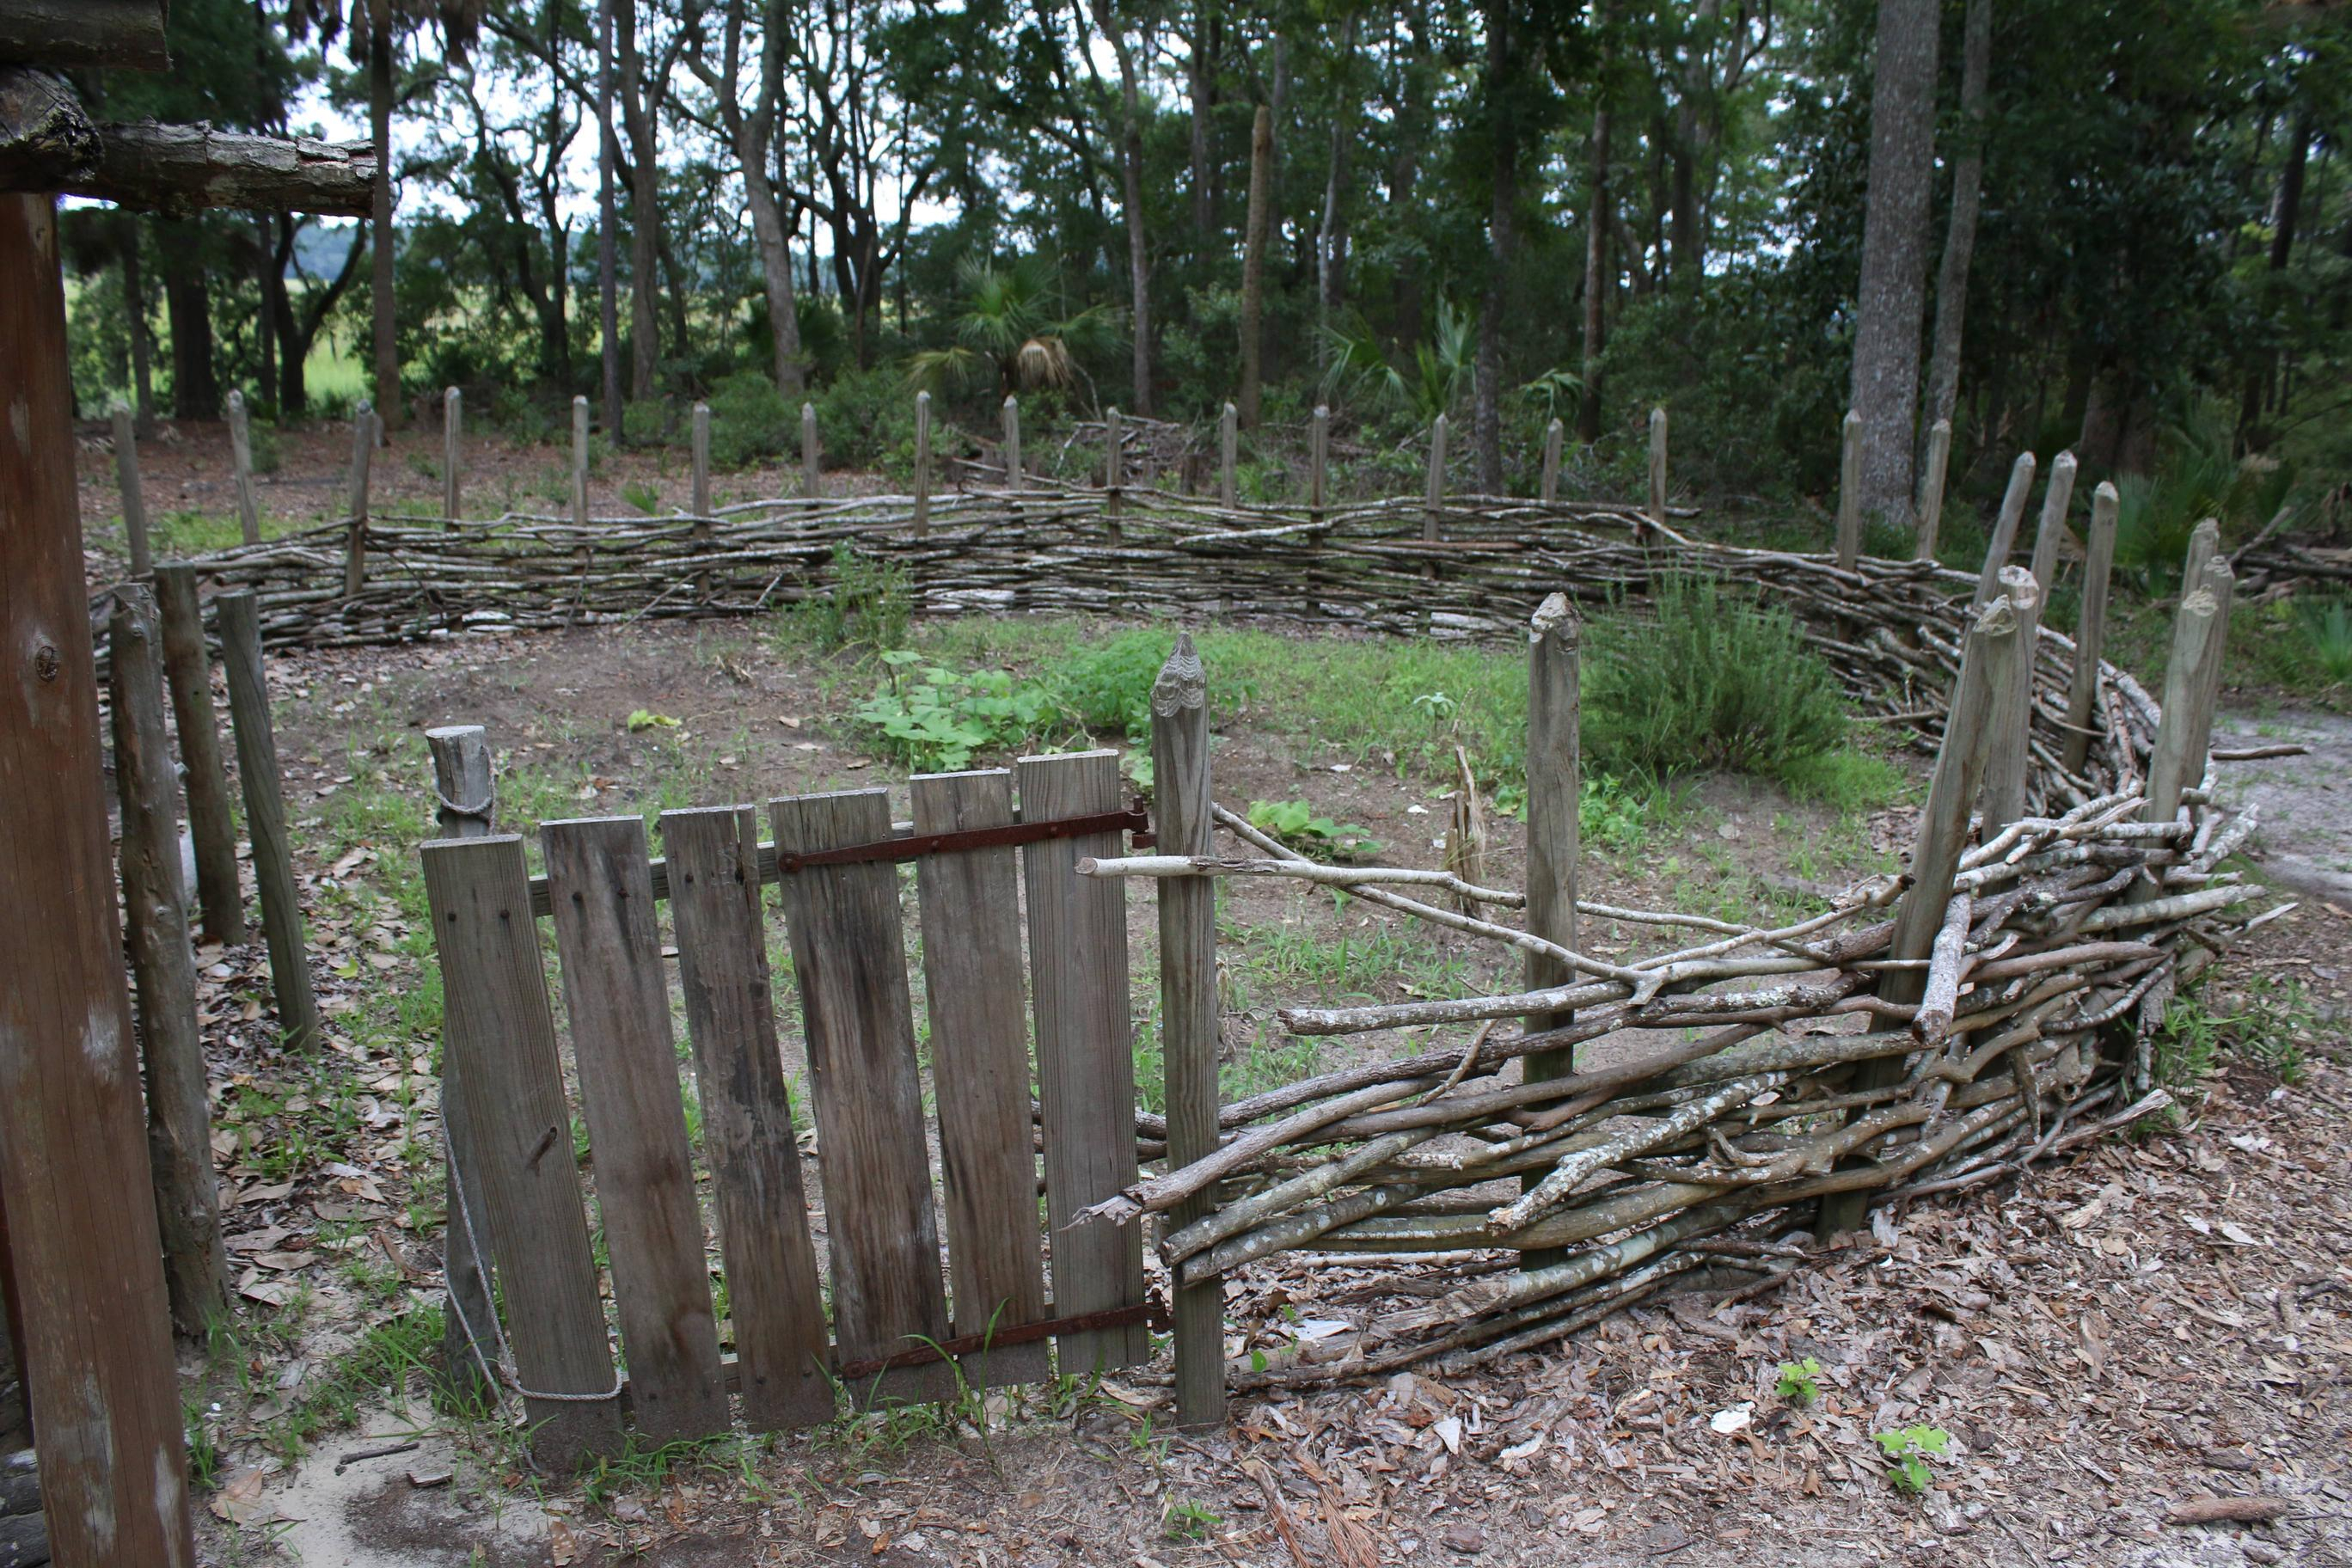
910,770,1050,1389
1017,750,1148,1374
661,805,835,1430
421,835,622,1467
770,788,957,1404
422,725,496,1408
541,816,728,1442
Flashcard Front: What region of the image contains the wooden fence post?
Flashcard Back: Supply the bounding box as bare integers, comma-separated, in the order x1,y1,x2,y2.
423,725,499,1409
442,386,462,521
152,562,246,946
1309,404,1329,517
344,402,372,597
0,187,195,1568
1151,634,1224,1429
1978,567,2043,834
2144,557,2233,825
1914,417,1951,561
113,399,150,577
1820,582,2024,1235
2061,481,2120,775
1520,593,1580,1267
1002,394,1023,493
1647,406,1669,538
109,586,229,1339
690,401,712,518
1218,400,1238,509
1105,407,1124,540
569,395,590,528
2183,518,2221,600
1423,413,1449,537
1540,416,1563,505
1834,409,1862,568
226,388,261,546
2028,450,2078,592
912,389,932,536
217,591,319,1050
801,401,821,500
1972,452,2038,606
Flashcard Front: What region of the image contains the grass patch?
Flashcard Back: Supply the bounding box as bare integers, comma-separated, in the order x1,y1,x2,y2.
2153,971,2317,1091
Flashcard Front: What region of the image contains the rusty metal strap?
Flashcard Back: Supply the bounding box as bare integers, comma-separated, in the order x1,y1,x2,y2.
834,1300,1170,1381
778,801,1153,873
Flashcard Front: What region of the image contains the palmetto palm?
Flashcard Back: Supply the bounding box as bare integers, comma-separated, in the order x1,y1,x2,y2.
908,256,1113,397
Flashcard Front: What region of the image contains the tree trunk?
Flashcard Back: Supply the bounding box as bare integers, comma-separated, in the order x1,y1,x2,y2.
1577,83,1612,445
1920,0,1991,501
254,214,277,412
369,13,400,430
161,224,218,422
739,126,805,395
1093,0,1153,415
1239,103,1271,427
597,0,622,430
1316,16,1358,357
1847,0,1940,533
2239,110,2311,450
618,0,659,407
119,217,153,433
1474,0,1515,494
1188,2,1216,254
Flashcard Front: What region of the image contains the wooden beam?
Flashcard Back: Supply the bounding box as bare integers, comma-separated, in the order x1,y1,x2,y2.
0,187,195,1567
0,3,168,72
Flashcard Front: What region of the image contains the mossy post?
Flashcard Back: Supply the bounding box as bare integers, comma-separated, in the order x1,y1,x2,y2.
1914,417,1951,562
227,388,261,546
1151,634,1223,1429
912,390,931,536
2062,481,2120,775
1834,409,1863,569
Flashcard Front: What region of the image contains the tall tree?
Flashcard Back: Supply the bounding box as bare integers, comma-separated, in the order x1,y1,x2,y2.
1847,0,1939,532
1577,2,1614,446
1239,101,1272,426
1920,0,1991,486
691,0,806,394
1090,0,1155,413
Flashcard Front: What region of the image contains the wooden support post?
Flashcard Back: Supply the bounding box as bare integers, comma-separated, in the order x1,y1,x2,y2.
423,725,498,1409
801,401,821,499
1540,416,1563,505
1002,394,1022,493
2182,518,2221,600
1309,404,1329,517
2028,450,2078,592
112,398,149,576
1834,409,1863,568
108,586,229,1339
1646,406,1669,538
1424,413,1449,542
1973,452,2037,607
217,591,318,1049
1978,567,2043,835
2062,481,2120,775
569,394,590,528
2144,558,2233,825
226,387,260,546
0,187,197,1568
1151,634,1224,1429
442,386,462,521
1104,407,1124,542
1218,401,1238,509
1820,583,2022,1235
912,389,931,536
1914,418,1951,561
690,401,712,518
343,402,371,597
1520,593,1580,1266
152,562,245,945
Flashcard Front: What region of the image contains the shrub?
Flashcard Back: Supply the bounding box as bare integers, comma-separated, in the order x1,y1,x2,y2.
1052,628,1173,740
1582,573,1850,779
777,542,912,652
622,398,677,449
813,365,922,478
852,652,1074,771
706,371,792,469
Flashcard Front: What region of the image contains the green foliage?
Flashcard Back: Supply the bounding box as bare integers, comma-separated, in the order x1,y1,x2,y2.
1321,297,1478,423
1774,1357,1823,1406
625,708,680,732
1163,1499,1221,1541
2153,973,2314,1090
622,399,677,449
852,652,1075,771
1575,771,1680,854
2290,596,2352,689
906,255,1114,396
1874,1425,1951,1496
779,543,914,652
1051,628,1171,740
622,478,664,515
707,371,793,470
1582,573,1851,781
1245,799,1381,862
814,365,923,476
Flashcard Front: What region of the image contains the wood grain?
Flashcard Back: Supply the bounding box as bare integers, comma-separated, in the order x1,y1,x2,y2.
423,725,496,1408
770,788,957,1405
910,771,1051,1389
1017,750,1148,1374
152,561,245,945
662,805,835,1430
541,816,728,1442
217,590,319,1048
422,835,622,1467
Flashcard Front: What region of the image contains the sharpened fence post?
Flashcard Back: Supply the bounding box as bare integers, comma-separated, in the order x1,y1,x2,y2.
1520,592,1581,1269
2144,554,2233,826
1979,569,2044,834
153,562,246,946
217,591,319,1050
2062,482,2119,776
1914,418,1952,562
1647,406,1669,541
1153,634,1224,1429
1540,416,1563,505
1835,409,1863,569
691,401,712,519
1973,452,2038,607
2029,451,2078,593
443,386,463,521
913,390,932,536
227,388,260,546
570,395,591,529
113,399,150,577
801,401,821,500
1309,404,1329,518
1219,401,1238,510
1002,394,1023,494
344,402,372,596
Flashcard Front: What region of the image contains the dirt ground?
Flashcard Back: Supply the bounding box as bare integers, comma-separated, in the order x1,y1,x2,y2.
53,423,2352,1567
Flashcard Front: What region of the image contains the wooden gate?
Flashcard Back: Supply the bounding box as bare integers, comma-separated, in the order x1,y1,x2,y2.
420,750,1153,1466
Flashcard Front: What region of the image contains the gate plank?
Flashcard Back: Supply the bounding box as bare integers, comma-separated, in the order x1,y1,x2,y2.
1016,750,1148,1374
421,835,622,1467
661,805,836,1430
910,770,1050,1387
542,817,729,1442
770,788,957,1405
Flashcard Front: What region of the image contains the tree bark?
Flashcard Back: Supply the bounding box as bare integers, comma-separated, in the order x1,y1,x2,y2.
616,0,658,407
369,12,400,428
1239,102,1271,427
2239,110,2311,450
161,221,218,421
1187,2,1217,254
119,215,153,432
1920,0,1990,500
707,0,805,395
597,0,622,432
1316,15,1358,355
1474,0,1517,494
1847,0,1940,533
1092,0,1153,414
1577,11,1614,446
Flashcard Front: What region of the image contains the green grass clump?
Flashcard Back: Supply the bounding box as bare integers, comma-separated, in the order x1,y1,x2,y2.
2153,972,2315,1090
1581,573,1851,781
778,543,914,652
2288,596,2352,689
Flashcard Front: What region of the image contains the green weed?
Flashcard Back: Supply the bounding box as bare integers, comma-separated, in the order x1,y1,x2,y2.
1874,1425,1950,1496
1774,1357,1822,1405
851,652,1076,770
1246,799,1381,862
1164,1498,1221,1540
777,543,915,652
2154,973,2315,1089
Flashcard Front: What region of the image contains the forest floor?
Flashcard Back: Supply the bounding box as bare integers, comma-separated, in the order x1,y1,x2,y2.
55,420,2352,1567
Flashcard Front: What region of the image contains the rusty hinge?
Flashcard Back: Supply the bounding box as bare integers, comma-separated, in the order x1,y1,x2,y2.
776,796,1153,873
833,1298,1171,1381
